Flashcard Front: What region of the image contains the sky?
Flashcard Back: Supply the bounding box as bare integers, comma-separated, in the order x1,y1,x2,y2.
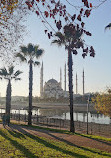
0,0,111,97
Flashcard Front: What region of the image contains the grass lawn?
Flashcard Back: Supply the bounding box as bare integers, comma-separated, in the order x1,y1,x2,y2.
0,127,111,158
25,124,111,142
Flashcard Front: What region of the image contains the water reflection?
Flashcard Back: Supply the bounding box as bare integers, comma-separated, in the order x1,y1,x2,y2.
38,108,110,124
0,108,110,124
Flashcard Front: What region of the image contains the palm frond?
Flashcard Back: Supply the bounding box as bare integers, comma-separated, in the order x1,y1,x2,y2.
35,49,44,58
20,46,28,55
55,32,65,40
9,66,14,75
15,53,27,62
52,32,65,46
28,43,34,54
14,70,23,77
4,77,9,80
34,61,40,66
105,23,111,30
51,39,63,46
0,66,22,81
0,67,8,76
34,45,39,52
15,78,21,81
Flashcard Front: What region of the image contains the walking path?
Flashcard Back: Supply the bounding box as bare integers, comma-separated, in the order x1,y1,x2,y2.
0,123,111,153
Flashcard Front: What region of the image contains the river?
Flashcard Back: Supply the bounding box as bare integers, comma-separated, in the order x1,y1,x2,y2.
0,108,110,125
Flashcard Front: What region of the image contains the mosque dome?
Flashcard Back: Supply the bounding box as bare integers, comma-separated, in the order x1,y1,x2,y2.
43,78,64,98
47,79,58,84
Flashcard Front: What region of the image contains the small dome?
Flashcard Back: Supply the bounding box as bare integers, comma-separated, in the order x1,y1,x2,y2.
47,79,58,84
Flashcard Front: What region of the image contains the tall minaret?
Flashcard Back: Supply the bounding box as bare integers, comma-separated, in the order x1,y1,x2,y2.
64,63,66,91
76,73,78,94
40,62,43,98
83,69,85,95
60,68,62,88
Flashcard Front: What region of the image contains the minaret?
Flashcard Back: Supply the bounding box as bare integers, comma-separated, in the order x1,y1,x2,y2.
40,62,43,98
64,63,66,91
60,68,62,88
76,73,78,94
83,69,85,95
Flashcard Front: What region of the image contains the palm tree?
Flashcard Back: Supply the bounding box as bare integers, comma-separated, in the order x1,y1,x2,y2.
52,24,84,133
16,43,44,125
0,66,22,120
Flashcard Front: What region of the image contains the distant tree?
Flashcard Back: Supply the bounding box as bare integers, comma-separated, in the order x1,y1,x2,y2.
92,89,111,117
0,0,18,20
0,0,27,55
16,43,44,125
0,66,22,120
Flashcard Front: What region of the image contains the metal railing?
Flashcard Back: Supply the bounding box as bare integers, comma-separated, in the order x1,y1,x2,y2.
0,113,111,137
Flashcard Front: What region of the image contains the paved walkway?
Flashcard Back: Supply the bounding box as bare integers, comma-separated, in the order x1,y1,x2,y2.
0,123,111,153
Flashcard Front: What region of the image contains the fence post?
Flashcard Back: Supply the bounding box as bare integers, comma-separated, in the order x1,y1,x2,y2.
63,120,65,128
91,122,92,135
54,119,55,126
19,109,20,123
60,119,61,129
99,124,101,135
25,112,26,124
47,118,48,128
14,111,16,120
36,115,38,124
43,117,44,125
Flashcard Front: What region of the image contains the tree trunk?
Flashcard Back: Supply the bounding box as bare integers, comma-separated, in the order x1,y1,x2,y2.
28,60,33,125
6,80,11,122
68,50,75,133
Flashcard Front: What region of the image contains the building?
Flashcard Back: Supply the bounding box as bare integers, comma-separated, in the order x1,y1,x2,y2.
43,79,64,99
40,62,68,99
40,62,85,99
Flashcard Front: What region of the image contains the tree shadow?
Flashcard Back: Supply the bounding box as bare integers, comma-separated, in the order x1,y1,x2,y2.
5,126,26,139
6,124,111,157
10,125,89,158
19,125,111,157
46,132,111,157
0,130,38,158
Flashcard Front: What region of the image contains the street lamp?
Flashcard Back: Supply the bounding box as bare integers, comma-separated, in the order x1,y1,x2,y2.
87,94,91,134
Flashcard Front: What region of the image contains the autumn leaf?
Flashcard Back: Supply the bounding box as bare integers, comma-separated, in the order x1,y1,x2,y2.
36,11,39,15
44,30,47,34
90,3,92,8
44,11,49,17
77,15,81,21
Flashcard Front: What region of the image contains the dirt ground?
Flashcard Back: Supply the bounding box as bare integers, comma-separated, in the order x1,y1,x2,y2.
0,123,111,153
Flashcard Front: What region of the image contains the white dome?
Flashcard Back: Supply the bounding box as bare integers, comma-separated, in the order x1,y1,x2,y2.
47,79,58,84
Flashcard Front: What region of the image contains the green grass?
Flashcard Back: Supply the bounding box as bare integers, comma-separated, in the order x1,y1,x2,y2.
19,123,111,142
77,133,111,142
0,128,111,158
1,119,111,142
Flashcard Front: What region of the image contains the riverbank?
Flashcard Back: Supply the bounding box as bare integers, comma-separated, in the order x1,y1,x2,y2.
0,103,96,113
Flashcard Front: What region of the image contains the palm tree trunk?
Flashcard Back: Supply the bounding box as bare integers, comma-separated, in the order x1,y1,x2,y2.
68,49,75,133
6,80,11,122
28,60,33,125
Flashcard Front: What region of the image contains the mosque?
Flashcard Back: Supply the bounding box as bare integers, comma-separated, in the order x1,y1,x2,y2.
40,62,85,99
